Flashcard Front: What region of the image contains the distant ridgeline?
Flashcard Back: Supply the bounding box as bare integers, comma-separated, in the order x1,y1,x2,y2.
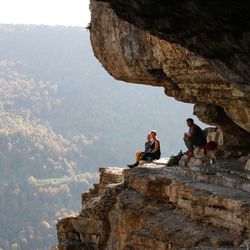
0,25,195,249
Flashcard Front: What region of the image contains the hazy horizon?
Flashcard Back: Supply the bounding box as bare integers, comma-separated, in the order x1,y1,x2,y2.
0,0,90,26
0,23,207,250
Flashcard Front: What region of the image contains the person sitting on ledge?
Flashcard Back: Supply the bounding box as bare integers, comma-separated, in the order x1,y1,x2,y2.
141,130,161,162
184,118,207,157
127,133,151,169
128,130,161,168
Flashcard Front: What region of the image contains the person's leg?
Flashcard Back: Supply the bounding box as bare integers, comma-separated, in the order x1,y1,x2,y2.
135,151,144,162
132,151,144,167
140,153,147,161
153,153,161,160
184,136,194,152
127,151,140,168
141,153,152,161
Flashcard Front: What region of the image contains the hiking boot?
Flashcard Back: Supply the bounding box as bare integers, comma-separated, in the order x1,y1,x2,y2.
127,161,139,168
127,164,134,168
133,162,139,167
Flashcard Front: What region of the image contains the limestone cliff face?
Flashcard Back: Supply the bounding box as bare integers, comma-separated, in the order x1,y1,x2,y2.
57,164,250,249
56,3,250,249
89,1,250,152
94,0,250,90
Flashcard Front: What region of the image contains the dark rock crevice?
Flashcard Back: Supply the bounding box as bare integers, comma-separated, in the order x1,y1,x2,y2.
194,104,250,156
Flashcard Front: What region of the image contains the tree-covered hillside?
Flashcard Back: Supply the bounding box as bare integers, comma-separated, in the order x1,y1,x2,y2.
0,24,198,169
0,24,201,250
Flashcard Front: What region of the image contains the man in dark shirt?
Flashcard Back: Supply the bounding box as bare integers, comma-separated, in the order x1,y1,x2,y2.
184,118,207,155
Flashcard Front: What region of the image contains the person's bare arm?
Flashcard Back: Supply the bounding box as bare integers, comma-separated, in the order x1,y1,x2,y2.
185,126,195,137
151,140,159,153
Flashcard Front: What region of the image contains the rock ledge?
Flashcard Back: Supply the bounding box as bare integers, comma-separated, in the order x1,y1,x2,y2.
57,162,250,249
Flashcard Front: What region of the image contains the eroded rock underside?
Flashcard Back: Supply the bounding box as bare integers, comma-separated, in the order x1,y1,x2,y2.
57,164,250,249
89,0,250,155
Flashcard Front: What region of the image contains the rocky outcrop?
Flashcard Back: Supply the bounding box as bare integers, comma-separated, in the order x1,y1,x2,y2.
57,163,250,249
89,1,250,154
57,3,250,249
92,0,250,91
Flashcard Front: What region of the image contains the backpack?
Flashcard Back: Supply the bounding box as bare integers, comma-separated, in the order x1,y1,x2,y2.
167,151,184,166
201,141,217,152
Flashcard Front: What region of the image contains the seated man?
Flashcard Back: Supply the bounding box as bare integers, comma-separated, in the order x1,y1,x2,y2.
184,118,207,157
127,133,151,168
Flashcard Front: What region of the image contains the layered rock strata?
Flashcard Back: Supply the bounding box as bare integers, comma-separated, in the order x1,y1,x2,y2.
57,163,250,249
89,1,250,153
92,0,250,92
57,3,250,249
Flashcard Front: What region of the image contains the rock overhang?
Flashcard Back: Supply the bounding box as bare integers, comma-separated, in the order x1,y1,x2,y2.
89,0,250,155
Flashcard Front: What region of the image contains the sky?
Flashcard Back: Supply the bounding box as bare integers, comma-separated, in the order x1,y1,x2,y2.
0,0,91,26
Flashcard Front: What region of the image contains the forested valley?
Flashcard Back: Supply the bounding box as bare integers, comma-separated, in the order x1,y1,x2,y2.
0,25,195,249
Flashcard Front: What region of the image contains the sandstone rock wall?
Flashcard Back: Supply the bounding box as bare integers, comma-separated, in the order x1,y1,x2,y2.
57,164,250,249
94,0,250,92
89,1,250,153
57,3,250,248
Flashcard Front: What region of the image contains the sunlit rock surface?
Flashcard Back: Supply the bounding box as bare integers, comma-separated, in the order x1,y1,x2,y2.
57,1,250,249
92,1,250,91
89,1,250,153
57,164,250,249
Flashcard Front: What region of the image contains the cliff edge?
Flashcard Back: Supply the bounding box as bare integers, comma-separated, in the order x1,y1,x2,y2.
57,1,250,249
57,162,250,249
